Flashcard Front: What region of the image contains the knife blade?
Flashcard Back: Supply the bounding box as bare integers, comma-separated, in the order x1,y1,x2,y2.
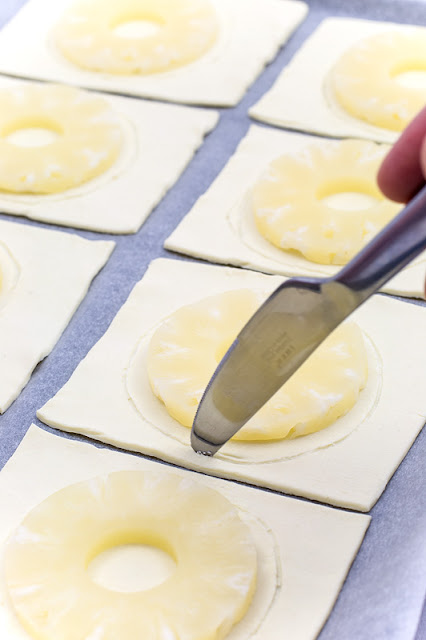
191,183,426,456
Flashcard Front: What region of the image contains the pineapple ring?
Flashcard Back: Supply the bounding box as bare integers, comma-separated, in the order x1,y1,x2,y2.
0,84,122,194
329,30,426,131
147,289,368,441
252,139,400,265
53,0,219,75
4,470,257,640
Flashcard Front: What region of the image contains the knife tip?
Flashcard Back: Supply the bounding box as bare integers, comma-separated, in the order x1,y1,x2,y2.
190,429,221,457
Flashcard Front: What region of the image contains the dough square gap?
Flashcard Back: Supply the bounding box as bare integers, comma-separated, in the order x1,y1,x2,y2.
37,258,426,512
0,425,370,640
0,76,218,234
0,0,308,107
165,125,426,300
0,219,114,412
250,17,426,143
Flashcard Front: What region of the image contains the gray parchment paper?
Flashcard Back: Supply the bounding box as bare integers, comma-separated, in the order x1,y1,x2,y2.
0,1,425,639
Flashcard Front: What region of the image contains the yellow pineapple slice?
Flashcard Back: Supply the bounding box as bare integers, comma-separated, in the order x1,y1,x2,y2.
147,289,368,441
329,30,426,131
53,0,219,75
0,84,122,194
252,139,400,265
4,470,257,640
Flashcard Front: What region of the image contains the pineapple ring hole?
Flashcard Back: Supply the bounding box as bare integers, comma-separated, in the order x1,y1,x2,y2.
88,542,176,593
3,118,62,148
392,63,426,89
317,179,380,211
113,16,163,39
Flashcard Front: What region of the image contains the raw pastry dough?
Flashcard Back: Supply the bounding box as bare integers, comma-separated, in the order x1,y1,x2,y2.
0,76,217,233
0,425,370,640
0,219,114,412
0,0,308,106
250,18,426,142
0,242,19,311
329,31,426,132
37,259,426,511
0,83,122,194
165,125,426,300
5,470,256,640
252,139,400,265
147,289,368,440
53,0,219,75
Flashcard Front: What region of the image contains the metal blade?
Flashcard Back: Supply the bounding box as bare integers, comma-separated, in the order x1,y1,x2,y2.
191,277,359,456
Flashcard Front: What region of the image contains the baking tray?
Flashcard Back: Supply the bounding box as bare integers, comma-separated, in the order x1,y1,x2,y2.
0,1,425,638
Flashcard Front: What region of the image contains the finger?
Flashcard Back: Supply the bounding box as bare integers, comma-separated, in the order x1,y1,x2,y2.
377,105,426,203
421,134,426,178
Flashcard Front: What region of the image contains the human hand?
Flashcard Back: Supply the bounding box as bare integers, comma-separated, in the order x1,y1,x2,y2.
378,105,426,202
377,106,426,296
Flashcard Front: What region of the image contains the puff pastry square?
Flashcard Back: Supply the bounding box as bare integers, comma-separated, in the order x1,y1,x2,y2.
37,258,426,511
165,125,426,300
0,425,370,640
0,77,218,234
0,219,114,412
250,18,426,142
0,0,307,106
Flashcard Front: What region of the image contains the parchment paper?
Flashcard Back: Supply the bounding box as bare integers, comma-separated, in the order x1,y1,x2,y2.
0,1,425,639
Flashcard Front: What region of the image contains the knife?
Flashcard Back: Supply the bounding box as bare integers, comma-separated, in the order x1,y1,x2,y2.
191,184,426,456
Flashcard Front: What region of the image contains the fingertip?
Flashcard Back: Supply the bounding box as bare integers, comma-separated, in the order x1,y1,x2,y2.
377,105,426,203
376,146,421,203
376,151,405,202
